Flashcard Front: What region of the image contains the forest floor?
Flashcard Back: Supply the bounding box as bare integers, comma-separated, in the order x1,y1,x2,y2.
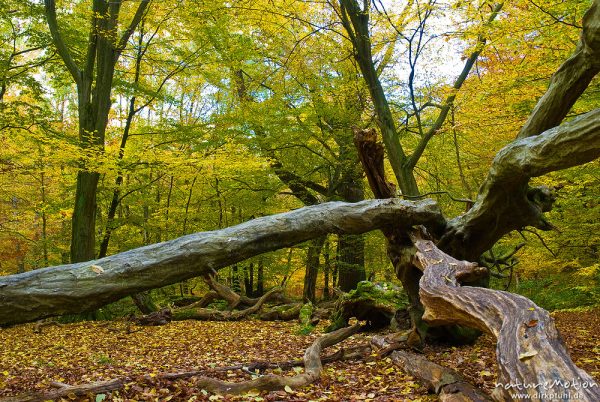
0,308,599,401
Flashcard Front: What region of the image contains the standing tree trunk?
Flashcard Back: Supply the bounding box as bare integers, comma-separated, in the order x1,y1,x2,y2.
256,257,264,296
336,234,366,292
44,0,150,263
322,237,331,299
303,237,326,303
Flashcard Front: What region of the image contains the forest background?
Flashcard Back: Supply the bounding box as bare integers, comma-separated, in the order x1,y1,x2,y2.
1,0,598,314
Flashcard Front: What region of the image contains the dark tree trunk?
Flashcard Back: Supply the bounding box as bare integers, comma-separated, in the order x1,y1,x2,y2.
303,237,325,303
231,264,241,293
256,258,264,296
244,263,254,297
70,171,100,262
336,234,366,292
323,238,331,299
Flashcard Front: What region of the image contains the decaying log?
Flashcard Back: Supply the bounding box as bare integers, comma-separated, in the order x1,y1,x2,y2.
325,281,407,333
132,308,172,326
413,236,600,401
0,199,445,326
258,303,302,321
1,325,362,401
171,287,282,321
371,335,491,402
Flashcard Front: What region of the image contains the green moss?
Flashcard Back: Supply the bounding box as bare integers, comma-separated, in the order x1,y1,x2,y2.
297,302,315,335
324,281,409,332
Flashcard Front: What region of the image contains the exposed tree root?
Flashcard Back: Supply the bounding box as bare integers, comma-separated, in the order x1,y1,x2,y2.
0,325,361,401
171,287,283,321
371,335,491,401
412,234,600,401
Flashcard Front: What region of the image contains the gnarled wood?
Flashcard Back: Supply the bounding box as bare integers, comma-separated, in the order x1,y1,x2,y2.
371,335,491,401
171,287,282,321
0,199,445,326
441,108,600,260
413,237,600,401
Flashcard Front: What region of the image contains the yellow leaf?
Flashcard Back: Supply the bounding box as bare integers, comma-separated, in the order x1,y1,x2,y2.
284,385,294,393
90,265,105,274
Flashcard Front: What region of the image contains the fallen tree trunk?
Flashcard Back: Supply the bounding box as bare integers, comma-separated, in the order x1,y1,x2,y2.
203,274,292,309
412,235,600,401
258,303,302,321
0,199,445,326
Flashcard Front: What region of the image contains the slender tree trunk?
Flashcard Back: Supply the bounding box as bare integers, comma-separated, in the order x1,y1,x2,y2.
323,238,331,299
256,258,264,296
303,237,326,303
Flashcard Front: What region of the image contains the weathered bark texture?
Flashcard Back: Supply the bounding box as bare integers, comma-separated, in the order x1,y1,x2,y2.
371,336,491,402
353,128,432,346
303,237,325,302
413,236,600,402
440,108,600,260
0,199,445,326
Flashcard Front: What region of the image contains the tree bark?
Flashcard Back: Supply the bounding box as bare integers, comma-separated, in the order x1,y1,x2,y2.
303,237,325,303
0,199,445,326
412,235,600,402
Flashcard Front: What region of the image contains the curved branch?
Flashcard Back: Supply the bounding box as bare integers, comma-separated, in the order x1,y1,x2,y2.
413,238,600,401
